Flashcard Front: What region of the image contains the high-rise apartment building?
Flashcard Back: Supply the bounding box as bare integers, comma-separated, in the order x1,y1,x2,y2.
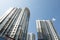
27,33,35,40
0,7,30,40
36,20,59,40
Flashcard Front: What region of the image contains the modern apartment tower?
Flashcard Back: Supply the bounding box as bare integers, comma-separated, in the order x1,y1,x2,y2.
0,7,30,40
27,33,35,40
36,20,59,40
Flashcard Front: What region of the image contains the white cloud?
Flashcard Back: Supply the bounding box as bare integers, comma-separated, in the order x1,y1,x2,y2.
52,17,56,21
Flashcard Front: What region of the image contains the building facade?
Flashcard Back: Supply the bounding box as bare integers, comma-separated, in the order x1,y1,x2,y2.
0,7,30,40
27,33,35,40
36,20,59,40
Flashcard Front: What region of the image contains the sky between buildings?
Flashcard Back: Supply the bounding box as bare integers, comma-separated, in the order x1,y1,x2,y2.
0,0,60,40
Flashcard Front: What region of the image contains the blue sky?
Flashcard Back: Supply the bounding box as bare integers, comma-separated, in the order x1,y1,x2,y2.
0,0,60,40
